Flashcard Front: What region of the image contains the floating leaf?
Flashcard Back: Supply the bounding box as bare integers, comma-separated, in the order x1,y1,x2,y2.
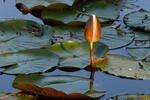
48,41,108,70
100,25,134,49
0,49,59,74
16,0,79,14
124,9,150,32
134,31,150,46
41,0,120,26
41,10,84,25
0,19,54,54
52,26,84,43
50,25,134,49
108,93,150,100
0,92,34,100
13,74,105,99
127,47,150,61
79,0,120,23
97,54,150,80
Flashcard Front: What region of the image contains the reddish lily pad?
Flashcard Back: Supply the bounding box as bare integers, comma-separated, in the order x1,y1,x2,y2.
0,91,34,100
16,0,81,14
13,74,106,99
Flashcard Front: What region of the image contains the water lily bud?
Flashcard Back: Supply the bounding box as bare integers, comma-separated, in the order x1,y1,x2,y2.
84,14,101,42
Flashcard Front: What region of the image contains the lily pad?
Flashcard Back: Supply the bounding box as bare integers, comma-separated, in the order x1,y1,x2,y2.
52,26,84,43
16,0,79,14
100,25,134,49
0,92,34,100
79,0,120,23
127,47,150,61
97,54,150,80
41,0,120,25
124,9,150,32
13,74,105,99
134,31,150,46
48,41,108,69
50,25,134,49
0,49,59,74
108,93,150,100
41,10,84,26
0,19,54,54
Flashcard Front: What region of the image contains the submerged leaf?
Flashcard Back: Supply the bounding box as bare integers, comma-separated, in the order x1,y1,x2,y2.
97,54,150,80
108,93,150,100
0,49,59,74
0,19,54,54
13,74,105,99
127,47,150,61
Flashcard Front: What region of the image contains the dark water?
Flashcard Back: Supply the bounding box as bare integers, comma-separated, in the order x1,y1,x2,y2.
0,0,150,100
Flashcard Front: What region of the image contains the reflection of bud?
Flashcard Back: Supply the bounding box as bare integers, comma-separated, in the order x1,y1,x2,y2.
84,15,101,42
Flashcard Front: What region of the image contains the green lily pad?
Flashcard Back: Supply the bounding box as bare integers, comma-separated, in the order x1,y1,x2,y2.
108,93,150,100
79,0,120,23
135,31,150,41
0,92,34,100
41,10,84,26
52,26,84,43
48,41,108,69
0,49,59,74
127,47,150,61
97,54,150,80
134,31,150,46
124,9,150,32
13,74,105,99
41,0,120,25
16,0,79,14
50,25,134,49
0,19,54,54
100,26,134,49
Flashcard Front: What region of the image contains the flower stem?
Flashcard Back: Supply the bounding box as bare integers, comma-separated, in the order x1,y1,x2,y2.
90,42,96,69
90,42,96,80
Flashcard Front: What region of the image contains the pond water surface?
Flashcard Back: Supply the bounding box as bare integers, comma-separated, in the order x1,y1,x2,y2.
0,0,150,100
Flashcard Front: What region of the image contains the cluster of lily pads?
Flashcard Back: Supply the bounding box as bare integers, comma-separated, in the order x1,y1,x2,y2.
0,0,150,100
